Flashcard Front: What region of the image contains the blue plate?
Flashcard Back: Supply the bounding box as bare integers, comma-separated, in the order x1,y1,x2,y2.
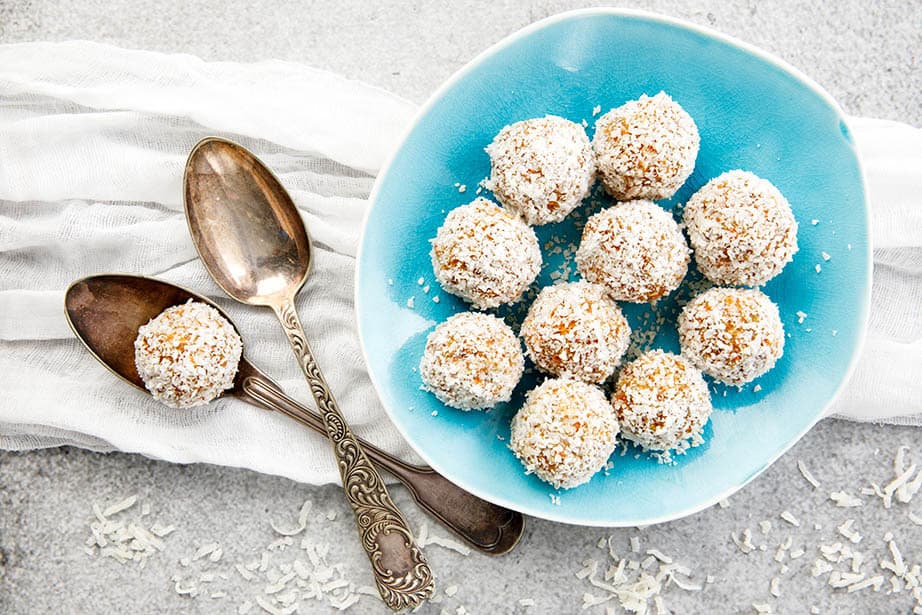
355,9,870,526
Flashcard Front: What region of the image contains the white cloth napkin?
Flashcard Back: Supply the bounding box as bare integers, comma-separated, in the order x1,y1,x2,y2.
0,42,920,486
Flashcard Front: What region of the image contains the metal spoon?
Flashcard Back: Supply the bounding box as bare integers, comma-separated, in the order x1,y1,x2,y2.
182,137,434,610
64,273,524,559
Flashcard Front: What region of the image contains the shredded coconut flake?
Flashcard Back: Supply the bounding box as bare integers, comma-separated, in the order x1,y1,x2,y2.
812,559,833,577
830,491,863,508
847,575,884,593
780,511,800,527
769,577,781,597
732,529,756,554
837,519,862,544
85,496,174,566
797,460,821,489
416,522,471,556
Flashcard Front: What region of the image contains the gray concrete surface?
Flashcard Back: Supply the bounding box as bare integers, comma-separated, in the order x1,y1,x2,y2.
1,1,921,613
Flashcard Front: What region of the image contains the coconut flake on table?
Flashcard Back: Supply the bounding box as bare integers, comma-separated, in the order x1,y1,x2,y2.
780,511,800,527
415,521,472,556
576,539,709,614
830,491,863,507
84,495,172,567
430,197,541,309
837,519,862,544
592,92,699,201
270,500,312,536
798,460,821,489
731,528,756,554
485,116,595,225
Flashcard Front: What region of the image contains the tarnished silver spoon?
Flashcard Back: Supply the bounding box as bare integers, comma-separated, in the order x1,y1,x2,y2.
182,137,433,610
64,274,523,563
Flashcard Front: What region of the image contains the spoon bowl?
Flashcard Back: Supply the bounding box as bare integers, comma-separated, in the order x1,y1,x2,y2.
65,274,524,556
65,274,274,402
65,274,204,390
184,138,311,305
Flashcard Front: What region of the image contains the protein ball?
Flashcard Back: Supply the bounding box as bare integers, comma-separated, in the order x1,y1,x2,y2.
134,301,243,408
678,287,785,385
612,350,712,459
510,378,619,489
419,312,524,410
486,116,595,225
684,170,798,287
431,197,541,309
576,200,690,302
593,92,700,201
520,281,630,384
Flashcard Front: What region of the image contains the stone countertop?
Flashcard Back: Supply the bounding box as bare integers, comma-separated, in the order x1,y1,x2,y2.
1,1,921,614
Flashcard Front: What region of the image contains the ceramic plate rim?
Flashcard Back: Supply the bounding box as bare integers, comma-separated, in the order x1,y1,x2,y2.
354,7,872,527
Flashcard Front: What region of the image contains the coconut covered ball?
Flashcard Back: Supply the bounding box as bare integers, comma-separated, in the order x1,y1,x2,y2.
509,378,619,489
678,287,785,385
486,116,595,225
684,170,798,287
430,198,541,309
593,92,700,201
520,281,630,384
134,301,243,408
419,312,524,410
576,200,690,302
612,350,712,459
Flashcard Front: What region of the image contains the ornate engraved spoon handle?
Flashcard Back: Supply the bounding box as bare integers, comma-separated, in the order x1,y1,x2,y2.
239,370,525,555
273,299,434,611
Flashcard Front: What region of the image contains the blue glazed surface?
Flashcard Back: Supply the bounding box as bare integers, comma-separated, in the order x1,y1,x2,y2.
356,9,870,526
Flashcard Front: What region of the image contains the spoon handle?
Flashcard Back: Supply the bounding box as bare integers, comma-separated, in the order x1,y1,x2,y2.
237,368,525,555
273,299,434,611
